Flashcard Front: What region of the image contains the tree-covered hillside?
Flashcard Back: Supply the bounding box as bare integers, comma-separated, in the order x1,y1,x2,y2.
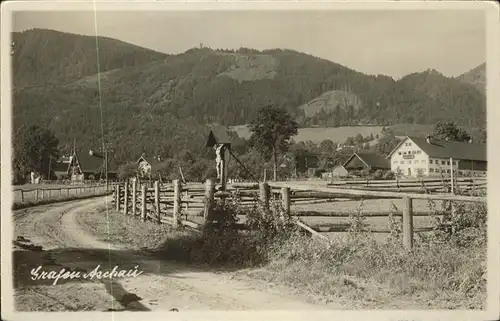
12,28,168,88
456,62,485,94
12,29,487,164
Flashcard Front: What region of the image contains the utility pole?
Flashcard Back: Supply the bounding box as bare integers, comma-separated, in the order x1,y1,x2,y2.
47,156,52,181
89,142,111,191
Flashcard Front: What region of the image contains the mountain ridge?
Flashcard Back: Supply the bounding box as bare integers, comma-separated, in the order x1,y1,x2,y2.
12,28,486,163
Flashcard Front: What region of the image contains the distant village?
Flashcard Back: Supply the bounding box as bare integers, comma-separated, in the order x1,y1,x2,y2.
33,124,486,185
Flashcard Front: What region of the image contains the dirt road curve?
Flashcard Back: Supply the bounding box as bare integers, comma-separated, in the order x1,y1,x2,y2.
13,198,324,311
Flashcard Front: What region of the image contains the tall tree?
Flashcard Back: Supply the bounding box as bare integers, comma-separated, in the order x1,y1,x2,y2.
13,125,60,181
248,106,298,181
432,121,471,142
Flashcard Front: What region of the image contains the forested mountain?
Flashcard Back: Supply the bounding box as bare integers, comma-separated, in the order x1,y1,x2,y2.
12,28,487,164
12,28,168,88
456,63,486,94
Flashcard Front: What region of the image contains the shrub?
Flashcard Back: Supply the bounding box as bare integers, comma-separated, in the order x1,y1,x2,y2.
372,169,384,180
58,173,68,181
359,169,370,177
383,170,395,180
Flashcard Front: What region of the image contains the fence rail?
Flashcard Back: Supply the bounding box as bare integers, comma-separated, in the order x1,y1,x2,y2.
112,178,486,249
12,183,115,204
327,177,486,194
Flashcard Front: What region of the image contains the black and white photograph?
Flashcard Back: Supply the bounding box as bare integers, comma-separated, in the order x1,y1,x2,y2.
1,1,499,320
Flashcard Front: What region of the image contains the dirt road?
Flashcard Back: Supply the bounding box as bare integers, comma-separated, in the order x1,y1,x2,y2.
13,198,325,311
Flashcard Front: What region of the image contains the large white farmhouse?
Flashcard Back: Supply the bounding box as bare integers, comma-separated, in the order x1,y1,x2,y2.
386,136,487,178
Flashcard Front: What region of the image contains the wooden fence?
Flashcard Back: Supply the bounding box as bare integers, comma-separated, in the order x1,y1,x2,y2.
327,177,487,194
113,179,487,249
12,183,114,204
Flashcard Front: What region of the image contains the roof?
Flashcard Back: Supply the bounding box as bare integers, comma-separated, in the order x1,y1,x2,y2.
52,162,69,172
391,136,486,162
206,123,232,147
71,150,118,173
343,152,390,169
137,155,164,173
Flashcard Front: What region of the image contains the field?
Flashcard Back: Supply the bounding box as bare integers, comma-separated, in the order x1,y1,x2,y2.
231,123,482,144
231,124,384,143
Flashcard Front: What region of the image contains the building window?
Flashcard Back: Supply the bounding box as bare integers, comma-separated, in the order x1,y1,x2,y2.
441,160,445,165
447,161,450,165
398,152,402,155
408,160,412,164
447,169,450,173
414,160,419,164
393,161,398,164
400,161,404,164
421,160,426,164
430,168,434,172
429,160,433,164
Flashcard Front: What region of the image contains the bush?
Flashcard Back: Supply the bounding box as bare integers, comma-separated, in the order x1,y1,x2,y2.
383,170,395,180
314,169,325,178
372,169,384,180
58,173,68,181
151,192,486,308
359,169,370,177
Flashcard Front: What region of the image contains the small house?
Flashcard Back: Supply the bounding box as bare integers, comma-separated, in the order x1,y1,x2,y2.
331,165,349,178
55,150,117,181
343,152,390,172
136,155,164,179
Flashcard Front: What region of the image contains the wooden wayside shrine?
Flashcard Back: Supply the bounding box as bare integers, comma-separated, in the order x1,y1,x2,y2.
205,124,232,191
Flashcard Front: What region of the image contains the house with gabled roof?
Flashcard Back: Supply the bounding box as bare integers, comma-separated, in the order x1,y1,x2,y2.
386,136,487,177
136,154,164,179
343,152,390,172
54,150,117,181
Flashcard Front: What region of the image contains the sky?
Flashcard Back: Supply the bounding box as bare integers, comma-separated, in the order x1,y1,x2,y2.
12,9,486,79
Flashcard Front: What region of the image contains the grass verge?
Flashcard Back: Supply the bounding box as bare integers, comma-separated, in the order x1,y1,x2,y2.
77,198,487,309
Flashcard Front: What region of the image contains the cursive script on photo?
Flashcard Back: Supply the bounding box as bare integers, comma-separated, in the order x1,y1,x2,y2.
30,265,144,285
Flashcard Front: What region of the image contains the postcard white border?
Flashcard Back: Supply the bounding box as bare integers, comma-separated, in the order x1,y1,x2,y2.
1,1,499,321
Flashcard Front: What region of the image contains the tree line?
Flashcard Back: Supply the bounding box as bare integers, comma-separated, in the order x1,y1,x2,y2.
12,101,483,185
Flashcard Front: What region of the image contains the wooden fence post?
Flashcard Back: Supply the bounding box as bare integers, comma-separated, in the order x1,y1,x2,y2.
281,187,290,218
41,189,44,200
35,189,39,202
259,182,270,212
184,190,189,211
132,180,137,216
402,196,414,250
141,184,147,222
116,184,120,211
20,191,24,203
203,179,215,221
123,183,129,215
154,181,160,224
172,179,181,228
